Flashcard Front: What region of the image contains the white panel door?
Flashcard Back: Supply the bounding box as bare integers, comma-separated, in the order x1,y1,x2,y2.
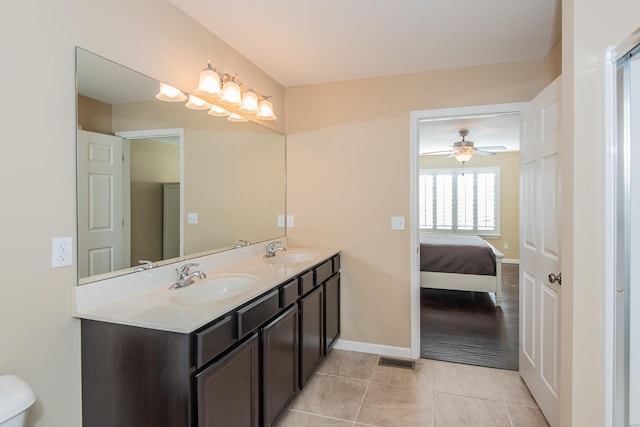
519,78,562,426
77,130,124,278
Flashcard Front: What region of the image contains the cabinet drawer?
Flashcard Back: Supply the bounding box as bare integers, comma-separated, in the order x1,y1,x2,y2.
299,271,315,295
332,254,341,272
281,279,299,308
196,315,236,368
237,290,280,338
315,259,333,284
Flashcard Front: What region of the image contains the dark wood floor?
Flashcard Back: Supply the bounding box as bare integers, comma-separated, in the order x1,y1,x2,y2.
420,264,519,371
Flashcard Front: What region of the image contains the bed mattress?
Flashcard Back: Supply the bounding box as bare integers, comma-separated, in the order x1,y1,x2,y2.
420,234,497,276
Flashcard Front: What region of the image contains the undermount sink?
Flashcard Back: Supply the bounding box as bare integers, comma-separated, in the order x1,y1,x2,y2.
170,274,259,305
267,252,316,264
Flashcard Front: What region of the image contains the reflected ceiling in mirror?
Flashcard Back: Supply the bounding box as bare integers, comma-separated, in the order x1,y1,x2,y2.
76,47,286,285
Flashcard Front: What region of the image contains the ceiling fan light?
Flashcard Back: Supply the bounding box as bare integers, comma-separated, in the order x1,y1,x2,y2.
220,80,242,106
256,99,277,120
208,104,230,117
454,150,473,164
185,95,211,110
227,112,248,122
194,65,221,98
155,83,187,102
239,91,259,113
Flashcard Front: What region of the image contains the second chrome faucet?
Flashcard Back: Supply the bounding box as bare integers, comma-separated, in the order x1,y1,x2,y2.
265,241,287,258
169,263,206,289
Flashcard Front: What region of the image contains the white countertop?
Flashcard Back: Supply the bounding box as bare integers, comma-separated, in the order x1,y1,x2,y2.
73,244,340,333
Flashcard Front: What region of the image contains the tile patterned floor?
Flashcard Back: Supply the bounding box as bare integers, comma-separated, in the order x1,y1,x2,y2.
276,349,549,427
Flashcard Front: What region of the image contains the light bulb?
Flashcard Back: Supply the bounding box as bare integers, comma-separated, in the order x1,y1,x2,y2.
220,80,242,106
155,83,187,102
240,91,259,113
185,95,211,110
256,99,277,120
195,65,221,97
208,104,230,117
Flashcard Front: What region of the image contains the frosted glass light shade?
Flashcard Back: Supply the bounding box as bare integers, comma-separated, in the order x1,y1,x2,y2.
256,99,277,120
240,91,259,113
228,113,248,122
195,68,221,97
454,150,474,163
185,95,211,110
155,83,187,102
208,104,230,117
220,80,242,106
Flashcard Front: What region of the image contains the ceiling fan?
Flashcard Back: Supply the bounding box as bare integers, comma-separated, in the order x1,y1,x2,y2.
421,129,507,164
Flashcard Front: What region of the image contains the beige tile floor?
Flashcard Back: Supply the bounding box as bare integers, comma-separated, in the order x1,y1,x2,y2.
276,350,549,427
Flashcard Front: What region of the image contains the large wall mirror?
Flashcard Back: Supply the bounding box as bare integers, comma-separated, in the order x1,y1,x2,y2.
76,47,286,285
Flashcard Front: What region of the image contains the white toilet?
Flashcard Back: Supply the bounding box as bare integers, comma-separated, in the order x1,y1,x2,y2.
0,375,35,427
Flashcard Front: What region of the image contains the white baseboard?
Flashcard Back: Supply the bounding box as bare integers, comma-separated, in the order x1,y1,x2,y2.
502,258,519,264
333,339,413,359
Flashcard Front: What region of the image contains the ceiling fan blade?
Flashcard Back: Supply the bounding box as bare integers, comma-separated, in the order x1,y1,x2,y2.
475,150,497,156
420,150,455,156
475,145,507,151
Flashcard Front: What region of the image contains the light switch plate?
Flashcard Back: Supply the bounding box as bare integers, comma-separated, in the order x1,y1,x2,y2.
52,237,73,268
391,216,405,230
277,215,285,227
286,215,294,227
187,212,198,224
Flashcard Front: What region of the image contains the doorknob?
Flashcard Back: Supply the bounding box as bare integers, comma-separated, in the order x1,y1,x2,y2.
548,272,562,285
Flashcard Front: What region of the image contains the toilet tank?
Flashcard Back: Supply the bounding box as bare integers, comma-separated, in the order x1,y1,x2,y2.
0,375,35,427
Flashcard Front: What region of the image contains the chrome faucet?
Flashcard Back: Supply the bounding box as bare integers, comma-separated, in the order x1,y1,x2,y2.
169,263,206,289
265,241,287,258
234,240,252,248
133,259,157,272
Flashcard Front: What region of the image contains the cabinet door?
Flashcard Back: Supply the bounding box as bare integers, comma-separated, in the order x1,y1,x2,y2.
324,273,340,355
196,334,259,427
299,285,324,387
262,305,299,426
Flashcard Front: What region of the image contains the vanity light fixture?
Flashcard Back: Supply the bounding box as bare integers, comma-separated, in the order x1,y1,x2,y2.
155,83,187,102
156,61,277,122
194,61,222,98
185,95,211,110
208,104,230,117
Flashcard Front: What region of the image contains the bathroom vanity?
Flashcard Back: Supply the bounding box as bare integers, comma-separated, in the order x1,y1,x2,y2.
76,249,340,427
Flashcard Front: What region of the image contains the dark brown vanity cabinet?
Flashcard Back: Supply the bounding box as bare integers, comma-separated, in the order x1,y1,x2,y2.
81,253,341,427
299,284,324,387
261,305,298,426
197,333,260,427
324,273,340,354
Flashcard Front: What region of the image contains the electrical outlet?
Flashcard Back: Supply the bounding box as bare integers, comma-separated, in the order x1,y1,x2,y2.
277,215,285,227
503,243,509,250
52,237,73,268
286,215,294,227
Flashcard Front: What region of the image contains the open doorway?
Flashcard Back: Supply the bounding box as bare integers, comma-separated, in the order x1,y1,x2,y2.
409,103,525,370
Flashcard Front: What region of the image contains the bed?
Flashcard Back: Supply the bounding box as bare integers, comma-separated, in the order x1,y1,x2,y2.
420,234,504,306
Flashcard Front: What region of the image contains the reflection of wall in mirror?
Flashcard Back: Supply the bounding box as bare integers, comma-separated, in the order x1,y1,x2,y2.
130,138,179,264
111,100,285,254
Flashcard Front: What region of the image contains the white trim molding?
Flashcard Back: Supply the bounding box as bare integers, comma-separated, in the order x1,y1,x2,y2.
502,258,520,264
333,339,413,359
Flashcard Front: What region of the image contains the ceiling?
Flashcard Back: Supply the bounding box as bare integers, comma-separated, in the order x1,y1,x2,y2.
419,114,521,155
170,0,561,87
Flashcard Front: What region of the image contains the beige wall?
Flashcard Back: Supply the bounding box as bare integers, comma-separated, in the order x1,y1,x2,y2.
544,38,563,86
419,152,520,260
285,60,545,348
0,1,283,426
77,95,113,134
561,1,640,426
